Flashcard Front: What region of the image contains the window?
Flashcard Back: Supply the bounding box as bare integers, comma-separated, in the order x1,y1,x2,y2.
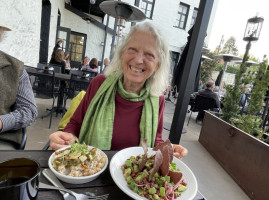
140,0,155,19
175,3,189,29
69,32,87,63
190,8,198,28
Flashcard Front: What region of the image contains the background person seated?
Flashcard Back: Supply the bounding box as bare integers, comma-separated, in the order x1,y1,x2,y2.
88,58,98,72
239,85,250,112
49,49,66,73
49,39,63,64
197,80,220,122
64,52,71,70
101,57,110,72
198,80,203,91
81,56,90,71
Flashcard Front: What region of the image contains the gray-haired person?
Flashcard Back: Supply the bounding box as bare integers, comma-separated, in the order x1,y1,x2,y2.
49,22,188,159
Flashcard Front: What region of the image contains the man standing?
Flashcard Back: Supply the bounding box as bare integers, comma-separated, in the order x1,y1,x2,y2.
0,23,37,149
196,80,220,121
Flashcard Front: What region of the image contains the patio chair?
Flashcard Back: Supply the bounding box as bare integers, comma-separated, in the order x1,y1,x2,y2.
81,69,97,78
67,73,92,98
27,67,58,128
0,127,27,150
187,94,216,125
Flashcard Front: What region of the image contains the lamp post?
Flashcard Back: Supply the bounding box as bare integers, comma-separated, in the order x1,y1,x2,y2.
242,16,264,63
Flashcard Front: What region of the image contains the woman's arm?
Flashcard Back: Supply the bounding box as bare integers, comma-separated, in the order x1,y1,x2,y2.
0,70,37,132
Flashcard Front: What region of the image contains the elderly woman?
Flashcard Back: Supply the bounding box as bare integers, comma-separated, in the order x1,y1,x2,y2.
49,22,187,159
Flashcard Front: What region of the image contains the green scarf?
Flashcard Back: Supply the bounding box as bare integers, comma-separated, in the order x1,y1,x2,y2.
79,75,159,150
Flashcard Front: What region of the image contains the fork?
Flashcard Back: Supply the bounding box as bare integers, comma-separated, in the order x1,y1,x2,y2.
39,182,109,200
41,169,109,200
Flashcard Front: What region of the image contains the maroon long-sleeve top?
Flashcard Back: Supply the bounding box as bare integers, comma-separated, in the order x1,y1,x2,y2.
64,74,165,150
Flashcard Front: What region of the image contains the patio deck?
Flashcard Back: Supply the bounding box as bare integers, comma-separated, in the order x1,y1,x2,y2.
25,97,250,200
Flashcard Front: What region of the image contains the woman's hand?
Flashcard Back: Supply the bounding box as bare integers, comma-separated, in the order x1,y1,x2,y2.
49,131,77,150
172,144,188,159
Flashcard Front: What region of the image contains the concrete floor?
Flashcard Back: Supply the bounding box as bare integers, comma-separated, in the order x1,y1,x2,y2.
25,97,250,200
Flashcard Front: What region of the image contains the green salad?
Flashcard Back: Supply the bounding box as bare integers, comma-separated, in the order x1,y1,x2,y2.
121,154,187,200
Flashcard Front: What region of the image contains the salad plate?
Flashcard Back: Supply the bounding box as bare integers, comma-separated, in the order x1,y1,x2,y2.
110,147,198,200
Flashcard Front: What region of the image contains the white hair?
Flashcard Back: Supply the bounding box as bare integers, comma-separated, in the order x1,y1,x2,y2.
104,21,171,96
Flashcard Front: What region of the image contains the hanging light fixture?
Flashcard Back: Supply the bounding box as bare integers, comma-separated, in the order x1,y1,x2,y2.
83,0,96,23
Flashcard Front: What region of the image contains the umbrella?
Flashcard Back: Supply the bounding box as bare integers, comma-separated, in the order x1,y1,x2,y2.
172,27,197,92
193,55,212,92
215,70,223,86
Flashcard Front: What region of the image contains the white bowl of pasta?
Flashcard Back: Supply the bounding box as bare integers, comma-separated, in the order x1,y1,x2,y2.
48,143,108,184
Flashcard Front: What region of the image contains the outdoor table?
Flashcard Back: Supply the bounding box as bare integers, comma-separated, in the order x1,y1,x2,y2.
54,73,71,115
0,150,206,200
25,66,72,116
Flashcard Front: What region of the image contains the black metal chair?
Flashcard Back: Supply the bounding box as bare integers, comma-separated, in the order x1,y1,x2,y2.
187,94,216,125
26,66,57,128
68,73,92,97
81,70,98,78
61,73,92,116
0,127,27,150
42,140,50,150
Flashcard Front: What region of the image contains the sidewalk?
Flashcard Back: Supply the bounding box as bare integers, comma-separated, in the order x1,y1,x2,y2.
26,97,250,200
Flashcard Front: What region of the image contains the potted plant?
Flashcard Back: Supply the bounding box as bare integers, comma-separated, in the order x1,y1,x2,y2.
199,61,269,200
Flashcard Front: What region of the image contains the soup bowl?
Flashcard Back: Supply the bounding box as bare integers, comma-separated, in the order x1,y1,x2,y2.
48,145,108,184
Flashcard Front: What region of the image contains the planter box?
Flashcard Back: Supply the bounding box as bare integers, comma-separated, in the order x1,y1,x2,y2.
199,111,269,200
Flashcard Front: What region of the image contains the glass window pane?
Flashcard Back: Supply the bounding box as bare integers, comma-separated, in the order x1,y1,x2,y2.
70,35,76,43
72,44,77,52
76,45,83,54
77,36,84,45
179,5,183,12
58,31,67,40
69,32,86,63
141,2,146,9
71,53,76,61
75,53,82,62
141,0,154,19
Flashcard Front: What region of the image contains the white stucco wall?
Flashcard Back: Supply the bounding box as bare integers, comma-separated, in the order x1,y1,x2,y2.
0,0,42,66
49,0,113,62
0,0,218,67
120,0,218,53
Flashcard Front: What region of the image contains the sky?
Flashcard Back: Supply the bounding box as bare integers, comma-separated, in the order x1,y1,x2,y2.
207,0,269,61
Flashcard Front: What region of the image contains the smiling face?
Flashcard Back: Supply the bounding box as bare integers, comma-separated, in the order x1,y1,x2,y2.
83,57,89,64
122,31,160,94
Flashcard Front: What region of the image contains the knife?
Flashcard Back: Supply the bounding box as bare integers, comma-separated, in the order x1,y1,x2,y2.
42,169,76,200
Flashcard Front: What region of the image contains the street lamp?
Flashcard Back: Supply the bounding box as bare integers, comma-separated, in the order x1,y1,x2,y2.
242,16,264,63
